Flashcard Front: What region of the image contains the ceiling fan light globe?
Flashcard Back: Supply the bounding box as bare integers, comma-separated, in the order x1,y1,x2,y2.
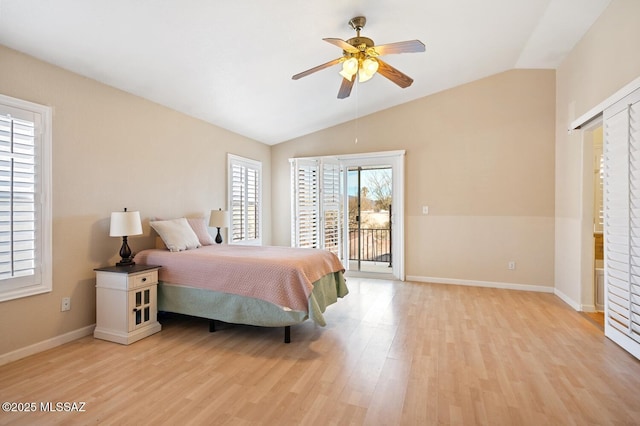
358,69,374,83
362,57,379,74
339,57,358,79
358,57,379,82
339,69,354,80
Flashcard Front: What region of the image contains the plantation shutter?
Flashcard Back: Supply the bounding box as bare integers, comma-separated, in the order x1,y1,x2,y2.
603,87,640,359
0,109,38,288
291,159,319,248
228,154,261,244
290,157,343,258
594,147,604,232
230,161,245,242
322,159,341,257
246,165,259,240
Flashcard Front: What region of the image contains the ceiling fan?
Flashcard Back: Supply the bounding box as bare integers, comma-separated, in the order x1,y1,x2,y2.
292,16,425,99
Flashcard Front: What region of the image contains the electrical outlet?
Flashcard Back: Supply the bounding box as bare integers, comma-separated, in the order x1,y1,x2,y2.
422,205,429,215
61,297,71,312
508,261,516,270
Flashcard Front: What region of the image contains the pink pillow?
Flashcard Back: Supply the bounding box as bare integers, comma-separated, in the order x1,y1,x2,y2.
186,217,215,246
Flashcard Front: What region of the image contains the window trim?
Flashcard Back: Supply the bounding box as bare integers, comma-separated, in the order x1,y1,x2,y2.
0,94,52,302
227,153,262,245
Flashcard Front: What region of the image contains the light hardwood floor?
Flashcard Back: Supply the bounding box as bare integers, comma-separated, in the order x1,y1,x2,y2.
1,278,640,425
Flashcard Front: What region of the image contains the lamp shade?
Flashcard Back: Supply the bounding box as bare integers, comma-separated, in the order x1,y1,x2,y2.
209,209,229,228
109,210,142,237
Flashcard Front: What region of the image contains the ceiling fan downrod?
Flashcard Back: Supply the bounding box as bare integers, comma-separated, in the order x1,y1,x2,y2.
348,16,367,37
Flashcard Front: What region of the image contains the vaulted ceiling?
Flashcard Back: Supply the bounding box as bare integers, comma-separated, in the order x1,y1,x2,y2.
0,0,611,145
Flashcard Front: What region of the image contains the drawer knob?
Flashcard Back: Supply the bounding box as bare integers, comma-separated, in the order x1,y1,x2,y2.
141,277,147,282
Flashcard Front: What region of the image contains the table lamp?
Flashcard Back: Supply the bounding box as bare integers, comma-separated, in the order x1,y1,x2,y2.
110,208,143,266
209,208,229,244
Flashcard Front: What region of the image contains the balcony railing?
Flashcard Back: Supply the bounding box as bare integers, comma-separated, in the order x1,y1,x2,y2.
348,227,391,265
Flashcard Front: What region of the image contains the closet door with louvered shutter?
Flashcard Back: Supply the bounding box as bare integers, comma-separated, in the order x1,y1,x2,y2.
604,87,640,360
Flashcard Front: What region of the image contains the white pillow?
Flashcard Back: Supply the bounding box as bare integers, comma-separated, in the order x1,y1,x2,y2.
150,218,201,252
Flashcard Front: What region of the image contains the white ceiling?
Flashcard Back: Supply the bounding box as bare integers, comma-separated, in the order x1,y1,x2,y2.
0,0,610,145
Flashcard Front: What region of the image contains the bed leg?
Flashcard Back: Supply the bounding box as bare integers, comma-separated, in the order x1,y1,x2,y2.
209,320,216,332
284,326,291,344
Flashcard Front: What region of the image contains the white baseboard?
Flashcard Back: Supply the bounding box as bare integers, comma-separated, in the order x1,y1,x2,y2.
406,275,555,294
554,287,582,311
404,275,586,312
0,324,95,367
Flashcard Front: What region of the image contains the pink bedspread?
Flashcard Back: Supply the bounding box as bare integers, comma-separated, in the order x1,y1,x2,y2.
134,245,344,312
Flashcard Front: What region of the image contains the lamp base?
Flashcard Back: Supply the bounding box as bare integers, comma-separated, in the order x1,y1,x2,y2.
215,227,223,244
116,236,135,266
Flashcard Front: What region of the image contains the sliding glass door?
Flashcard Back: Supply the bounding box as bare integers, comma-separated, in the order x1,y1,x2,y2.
347,166,393,273
290,150,405,280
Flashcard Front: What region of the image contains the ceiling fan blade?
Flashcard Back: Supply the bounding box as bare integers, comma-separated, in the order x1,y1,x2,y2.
337,74,355,99
374,40,425,56
377,59,414,88
292,57,343,80
323,38,359,53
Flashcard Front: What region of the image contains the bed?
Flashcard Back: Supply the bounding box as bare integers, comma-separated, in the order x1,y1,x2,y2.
133,243,348,343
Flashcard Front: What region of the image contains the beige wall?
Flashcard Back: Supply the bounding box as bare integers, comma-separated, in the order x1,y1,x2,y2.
0,45,271,358
555,0,640,308
272,69,556,288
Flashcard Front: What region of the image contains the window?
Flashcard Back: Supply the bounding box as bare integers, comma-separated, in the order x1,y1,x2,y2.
228,154,261,245
0,94,52,302
290,157,342,258
290,158,319,249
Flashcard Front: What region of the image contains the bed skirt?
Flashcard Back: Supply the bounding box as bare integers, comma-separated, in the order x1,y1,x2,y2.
157,271,348,327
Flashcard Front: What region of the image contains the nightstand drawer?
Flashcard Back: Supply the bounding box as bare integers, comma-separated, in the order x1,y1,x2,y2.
129,270,158,289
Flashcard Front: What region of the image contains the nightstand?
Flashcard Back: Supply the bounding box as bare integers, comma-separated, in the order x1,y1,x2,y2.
93,264,162,344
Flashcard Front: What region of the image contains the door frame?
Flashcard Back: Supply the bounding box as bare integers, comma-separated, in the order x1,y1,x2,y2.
337,150,405,280
579,117,602,312
571,77,640,313
571,77,640,360
346,164,394,274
